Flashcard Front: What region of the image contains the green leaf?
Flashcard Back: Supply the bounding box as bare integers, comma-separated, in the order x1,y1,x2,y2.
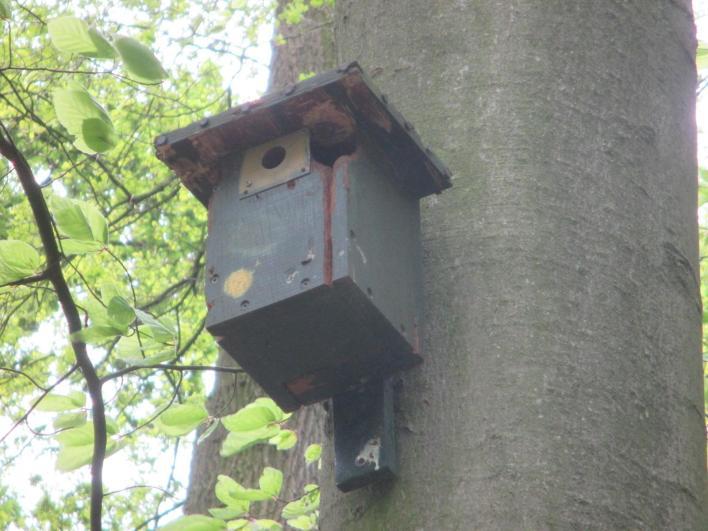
50,195,108,245
47,17,116,58
0,240,41,285
226,520,249,530
81,117,118,152
56,439,125,472
0,0,10,20
56,443,93,471
52,85,114,153
114,36,168,83
114,334,174,365
47,17,93,54
133,309,176,342
53,84,111,131
268,429,297,450
697,42,708,71
70,325,123,344
213,473,269,503
53,411,87,430
214,475,252,509
208,506,247,520
281,486,320,520
304,443,321,464
258,467,282,498
220,425,280,457
158,515,226,531
250,519,281,531
286,514,317,530
154,403,208,436
60,239,105,255
221,404,277,432
54,423,126,471
35,392,84,412
56,422,93,447
107,296,135,330
252,397,288,422
85,27,118,59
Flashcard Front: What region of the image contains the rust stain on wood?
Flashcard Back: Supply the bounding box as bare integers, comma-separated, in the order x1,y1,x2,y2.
286,374,318,396
316,160,335,286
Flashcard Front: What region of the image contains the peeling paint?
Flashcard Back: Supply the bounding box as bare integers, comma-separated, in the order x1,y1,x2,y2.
285,268,299,284
355,243,368,264
223,268,254,298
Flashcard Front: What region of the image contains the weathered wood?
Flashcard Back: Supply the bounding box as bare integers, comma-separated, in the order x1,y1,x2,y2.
155,65,451,206
205,130,431,411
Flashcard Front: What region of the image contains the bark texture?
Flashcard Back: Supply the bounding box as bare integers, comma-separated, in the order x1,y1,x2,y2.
183,3,334,516
322,1,706,529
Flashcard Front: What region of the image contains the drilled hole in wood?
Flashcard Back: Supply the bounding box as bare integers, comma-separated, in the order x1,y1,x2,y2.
240,300,250,309
261,145,286,169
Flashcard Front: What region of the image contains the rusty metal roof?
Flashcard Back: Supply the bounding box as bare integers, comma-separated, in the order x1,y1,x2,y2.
155,62,452,206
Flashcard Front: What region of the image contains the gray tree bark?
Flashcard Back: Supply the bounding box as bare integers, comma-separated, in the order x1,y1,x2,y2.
322,1,706,529
183,3,334,516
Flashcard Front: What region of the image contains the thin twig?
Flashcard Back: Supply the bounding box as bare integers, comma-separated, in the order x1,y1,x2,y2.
101,364,244,383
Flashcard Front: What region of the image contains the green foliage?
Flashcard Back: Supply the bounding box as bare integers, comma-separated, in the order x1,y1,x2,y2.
47,17,116,59
154,402,208,436
281,484,319,529
55,421,126,471
0,0,10,21
0,240,40,284
35,391,85,412
220,398,296,457
52,84,116,154
159,514,226,530
114,36,168,83
303,443,321,464
50,194,108,253
697,42,708,71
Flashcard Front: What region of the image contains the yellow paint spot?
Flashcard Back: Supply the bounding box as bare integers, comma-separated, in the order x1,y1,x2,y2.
223,269,254,298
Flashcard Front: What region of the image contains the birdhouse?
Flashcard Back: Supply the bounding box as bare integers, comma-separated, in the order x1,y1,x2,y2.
155,63,451,413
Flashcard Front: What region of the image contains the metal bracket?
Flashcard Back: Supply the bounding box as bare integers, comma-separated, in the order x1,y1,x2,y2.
333,378,397,492
239,129,310,197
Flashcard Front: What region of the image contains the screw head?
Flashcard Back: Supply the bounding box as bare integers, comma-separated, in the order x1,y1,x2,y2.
284,83,296,96
200,118,209,128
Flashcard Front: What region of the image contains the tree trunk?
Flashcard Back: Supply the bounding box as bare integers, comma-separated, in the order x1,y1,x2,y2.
183,3,334,515
322,1,706,529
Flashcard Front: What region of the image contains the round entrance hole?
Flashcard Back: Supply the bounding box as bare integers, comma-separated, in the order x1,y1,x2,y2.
261,145,286,169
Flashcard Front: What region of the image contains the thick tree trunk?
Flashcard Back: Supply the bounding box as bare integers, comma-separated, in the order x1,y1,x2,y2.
322,1,706,529
183,3,334,516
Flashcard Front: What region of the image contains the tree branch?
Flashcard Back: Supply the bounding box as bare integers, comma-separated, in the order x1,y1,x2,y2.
101,364,244,383
0,127,107,531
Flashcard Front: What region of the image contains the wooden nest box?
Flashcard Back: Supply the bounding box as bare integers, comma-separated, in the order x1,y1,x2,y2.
155,63,451,412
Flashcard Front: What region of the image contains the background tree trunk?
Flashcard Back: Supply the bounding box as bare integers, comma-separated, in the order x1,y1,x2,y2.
321,1,706,529
183,3,334,515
